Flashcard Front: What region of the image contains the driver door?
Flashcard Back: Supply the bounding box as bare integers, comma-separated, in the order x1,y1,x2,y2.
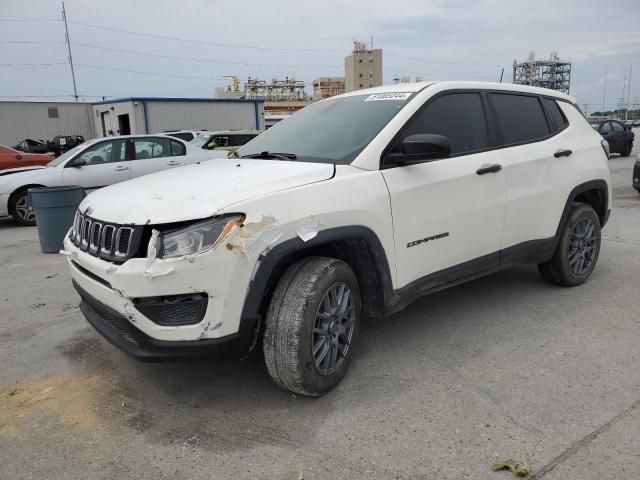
381,91,506,289
62,139,131,190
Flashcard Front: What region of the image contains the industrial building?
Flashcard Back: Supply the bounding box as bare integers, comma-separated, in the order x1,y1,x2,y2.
0,97,265,146
92,97,265,136
313,77,346,100
0,100,94,146
513,51,571,94
345,41,383,92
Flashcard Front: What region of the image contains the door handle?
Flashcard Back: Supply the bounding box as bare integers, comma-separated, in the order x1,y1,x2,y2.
554,149,573,158
114,165,129,171
476,164,502,175
167,160,181,166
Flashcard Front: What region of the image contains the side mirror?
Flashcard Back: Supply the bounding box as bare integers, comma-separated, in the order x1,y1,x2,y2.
398,134,451,163
69,158,86,168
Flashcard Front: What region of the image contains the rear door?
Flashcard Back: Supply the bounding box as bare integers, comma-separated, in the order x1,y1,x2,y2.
490,93,571,255
130,137,187,178
381,91,506,288
62,139,131,190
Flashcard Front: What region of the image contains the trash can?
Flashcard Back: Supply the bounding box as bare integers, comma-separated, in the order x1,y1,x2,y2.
28,186,86,253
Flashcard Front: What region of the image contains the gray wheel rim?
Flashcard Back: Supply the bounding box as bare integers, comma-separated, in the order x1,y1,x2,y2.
15,195,35,223
312,282,355,376
568,217,597,275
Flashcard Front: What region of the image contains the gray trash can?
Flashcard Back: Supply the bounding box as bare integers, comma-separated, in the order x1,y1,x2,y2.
28,186,86,253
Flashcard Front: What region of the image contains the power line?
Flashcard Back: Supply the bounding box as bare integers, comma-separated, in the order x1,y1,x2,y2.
74,63,225,81
63,0,347,43
0,18,61,22
71,42,343,69
0,62,68,66
0,40,66,44
68,20,344,53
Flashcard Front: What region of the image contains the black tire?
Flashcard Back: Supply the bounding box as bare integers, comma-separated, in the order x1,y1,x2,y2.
538,203,601,286
263,257,361,397
9,189,36,226
621,143,633,157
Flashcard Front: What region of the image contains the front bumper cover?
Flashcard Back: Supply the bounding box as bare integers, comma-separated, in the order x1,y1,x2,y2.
74,280,258,362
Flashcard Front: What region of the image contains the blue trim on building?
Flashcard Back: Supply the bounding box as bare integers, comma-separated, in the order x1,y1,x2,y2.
91,97,265,106
142,100,149,134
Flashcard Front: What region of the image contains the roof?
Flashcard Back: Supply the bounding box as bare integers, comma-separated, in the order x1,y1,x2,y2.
339,81,576,103
91,97,264,106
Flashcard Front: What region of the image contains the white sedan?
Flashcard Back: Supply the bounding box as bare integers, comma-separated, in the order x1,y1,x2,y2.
0,134,216,225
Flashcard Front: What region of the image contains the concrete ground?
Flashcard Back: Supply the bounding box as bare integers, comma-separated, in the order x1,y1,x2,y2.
1,146,639,480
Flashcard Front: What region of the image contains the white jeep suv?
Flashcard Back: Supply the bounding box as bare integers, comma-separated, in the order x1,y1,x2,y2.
63,82,611,396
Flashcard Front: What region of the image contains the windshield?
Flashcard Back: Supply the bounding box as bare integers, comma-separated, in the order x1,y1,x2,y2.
47,144,86,167
192,133,213,148
237,93,415,164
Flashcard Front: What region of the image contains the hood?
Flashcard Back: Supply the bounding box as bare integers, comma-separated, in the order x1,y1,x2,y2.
0,165,47,176
80,159,335,224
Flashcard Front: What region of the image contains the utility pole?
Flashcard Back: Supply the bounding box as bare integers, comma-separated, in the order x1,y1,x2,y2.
499,68,504,83
583,103,589,117
62,1,78,101
601,66,608,116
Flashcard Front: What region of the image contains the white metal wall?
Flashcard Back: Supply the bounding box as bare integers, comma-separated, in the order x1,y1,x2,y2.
92,101,138,137
146,101,263,133
0,101,95,146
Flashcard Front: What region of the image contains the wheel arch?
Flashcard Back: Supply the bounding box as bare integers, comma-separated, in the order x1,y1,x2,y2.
241,226,394,323
8,184,46,209
565,179,609,229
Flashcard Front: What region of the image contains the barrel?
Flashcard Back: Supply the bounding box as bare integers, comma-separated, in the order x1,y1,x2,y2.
28,186,86,253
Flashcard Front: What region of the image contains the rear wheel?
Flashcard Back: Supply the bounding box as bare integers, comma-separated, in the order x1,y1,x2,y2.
622,142,633,157
538,203,601,286
263,257,361,396
9,190,36,226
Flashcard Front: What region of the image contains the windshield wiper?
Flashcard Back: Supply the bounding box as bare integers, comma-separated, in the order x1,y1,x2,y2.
240,151,297,160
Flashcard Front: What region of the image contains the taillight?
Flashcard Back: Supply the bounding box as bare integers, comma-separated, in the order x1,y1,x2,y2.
601,139,610,160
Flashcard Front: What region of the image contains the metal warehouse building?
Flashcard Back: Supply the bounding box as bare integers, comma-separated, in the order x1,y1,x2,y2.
92,97,265,137
0,101,94,146
0,97,265,146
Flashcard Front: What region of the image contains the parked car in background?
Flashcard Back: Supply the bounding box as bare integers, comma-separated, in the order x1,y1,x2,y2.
0,134,214,225
12,138,50,154
0,144,54,171
590,120,634,156
163,130,206,142
48,135,85,157
191,130,261,155
64,81,610,396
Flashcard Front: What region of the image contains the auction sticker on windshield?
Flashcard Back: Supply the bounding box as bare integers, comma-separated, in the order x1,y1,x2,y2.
364,93,412,101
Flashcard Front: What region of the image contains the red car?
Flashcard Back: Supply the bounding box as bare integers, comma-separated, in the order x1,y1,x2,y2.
0,144,55,171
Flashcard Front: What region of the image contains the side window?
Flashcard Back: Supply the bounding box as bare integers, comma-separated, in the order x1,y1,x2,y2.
77,141,114,165
600,122,613,134
543,98,568,132
612,122,625,133
214,136,230,148
491,93,550,145
395,92,489,156
170,140,186,156
134,138,171,160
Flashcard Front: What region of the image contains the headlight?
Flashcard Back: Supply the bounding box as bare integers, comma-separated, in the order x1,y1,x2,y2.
159,215,244,259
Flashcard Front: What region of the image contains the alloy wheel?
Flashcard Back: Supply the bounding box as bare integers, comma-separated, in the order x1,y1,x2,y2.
312,282,355,376
568,217,597,275
14,195,35,223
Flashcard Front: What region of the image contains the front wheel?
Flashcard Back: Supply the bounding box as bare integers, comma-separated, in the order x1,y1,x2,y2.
9,190,36,226
538,203,601,286
263,257,361,396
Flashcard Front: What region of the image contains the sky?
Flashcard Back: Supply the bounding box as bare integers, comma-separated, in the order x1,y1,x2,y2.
1,0,639,114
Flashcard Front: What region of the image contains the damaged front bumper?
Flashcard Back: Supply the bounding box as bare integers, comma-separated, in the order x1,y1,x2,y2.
74,280,257,361
63,233,260,360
